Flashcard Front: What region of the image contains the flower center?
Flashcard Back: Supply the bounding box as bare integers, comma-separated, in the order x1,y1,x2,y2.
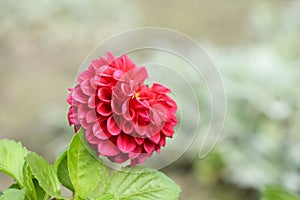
132,92,141,100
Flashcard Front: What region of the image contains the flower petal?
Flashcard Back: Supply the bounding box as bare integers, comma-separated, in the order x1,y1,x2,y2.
122,100,134,120
137,153,151,165
105,52,116,64
114,153,128,163
134,137,144,145
151,83,171,94
80,80,95,96
121,54,136,71
150,132,161,144
123,121,134,134
162,122,175,137
117,134,136,153
113,70,124,80
98,140,119,156
78,70,93,83
96,102,112,116
73,87,89,103
87,95,98,108
159,136,166,146
144,139,155,153
111,98,122,115
93,122,111,140
77,104,89,119
98,87,112,102
107,116,121,136
129,145,142,160
86,110,98,123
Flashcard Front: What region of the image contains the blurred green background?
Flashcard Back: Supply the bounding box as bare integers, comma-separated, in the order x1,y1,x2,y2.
0,0,300,199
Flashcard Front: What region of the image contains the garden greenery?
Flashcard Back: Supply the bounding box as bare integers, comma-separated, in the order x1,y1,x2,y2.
0,129,181,200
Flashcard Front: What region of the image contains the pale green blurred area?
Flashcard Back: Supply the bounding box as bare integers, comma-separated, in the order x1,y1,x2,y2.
0,0,300,199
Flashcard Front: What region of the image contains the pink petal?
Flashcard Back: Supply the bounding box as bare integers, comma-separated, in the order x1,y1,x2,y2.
78,118,91,129
86,128,100,144
134,137,144,145
128,145,142,159
150,132,161,144
107,116,121,136
162,123,175,137
114,153,128,163
96,102,112,116
111,98,122,115
133,99,150,110
80,80,95,96
113,70,124,80
73,87,89,103
152,105,167,121
77,104,89,119
135,125,147,136
87,95,98,108
159,136,166,146
123,121,134,134
92,58,107,68
72,99,80,107
98,87,112,102
150,109,161,125
98,140,119,156
100,66,115,77
86,110,98,123
137,153,151,164
130,66,149,83
93,122,111,140
67,107,75,126
144,139,155,153
130,158,139,167
154,144,161,153
97,77,113,87
147,124,162,137
120,82,134,96
78,70,93,83
105,52,116,64
121,54,136,71
67,92,73,105
137,109,150,123
170,115,178,125
122,100,134,120
151,83,171,94
117,134,136,153
166,97,177,108
110,58,123,70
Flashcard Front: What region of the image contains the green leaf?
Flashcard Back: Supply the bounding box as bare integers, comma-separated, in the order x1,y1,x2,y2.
263,186,300,200
22,163,37,200
68,131,109,199
103,166,181,200
95,193,118,200
25,152,62,199
32,179,48,200
0,139,28,186
0,189,26,200
54,150,74,191
8,183,20,189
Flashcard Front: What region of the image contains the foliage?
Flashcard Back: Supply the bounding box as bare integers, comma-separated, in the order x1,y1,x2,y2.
0,130,181,200
262,186,300,200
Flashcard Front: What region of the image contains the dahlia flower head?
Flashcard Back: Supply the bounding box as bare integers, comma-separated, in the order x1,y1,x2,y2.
67,52,178,166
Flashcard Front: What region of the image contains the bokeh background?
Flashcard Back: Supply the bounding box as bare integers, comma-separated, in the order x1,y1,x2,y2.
1,0,300,199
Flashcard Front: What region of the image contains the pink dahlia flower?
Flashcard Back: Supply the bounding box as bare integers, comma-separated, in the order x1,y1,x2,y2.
67,52,178,166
